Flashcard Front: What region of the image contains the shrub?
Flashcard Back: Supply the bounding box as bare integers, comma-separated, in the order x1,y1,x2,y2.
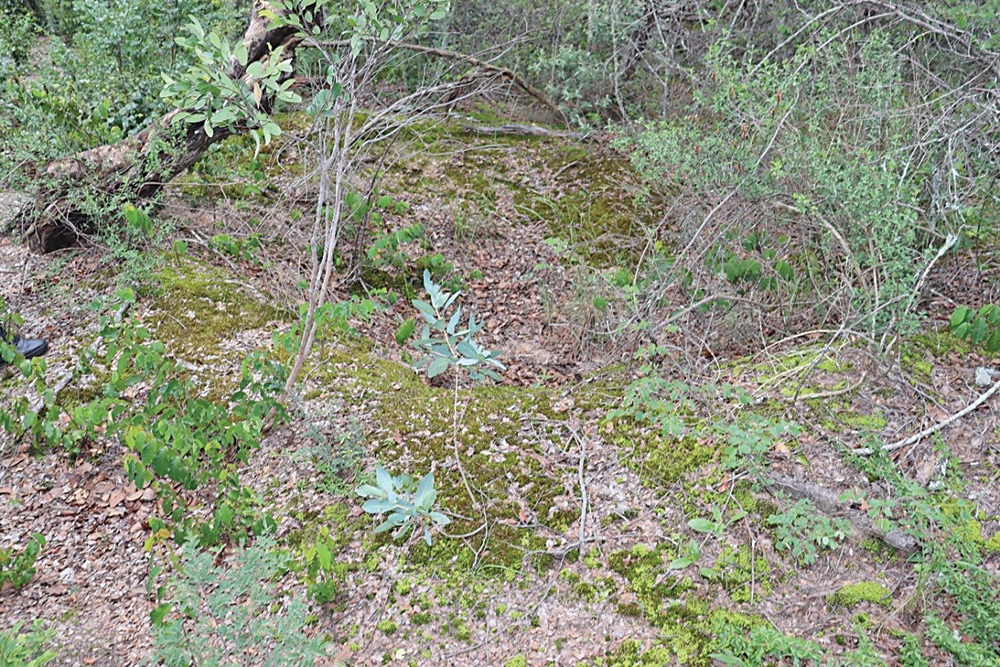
149,536,324,666
0,621,57,667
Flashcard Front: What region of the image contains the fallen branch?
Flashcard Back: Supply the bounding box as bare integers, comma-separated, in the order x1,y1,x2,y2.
856,375,1000,455
764,473,920,554
460,124,588,141
319,40,568,124
788,371,868,404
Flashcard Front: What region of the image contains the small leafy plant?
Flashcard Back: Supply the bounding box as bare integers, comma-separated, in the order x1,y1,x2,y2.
297,527,347,604
0,534,46,592
149,536,323,666
0,620,57,667
950,303,1000,352
767,499,850,565
407,269,504,381
356,465,450,546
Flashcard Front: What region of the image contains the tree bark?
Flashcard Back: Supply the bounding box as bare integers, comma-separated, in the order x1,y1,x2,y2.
18,1,312,254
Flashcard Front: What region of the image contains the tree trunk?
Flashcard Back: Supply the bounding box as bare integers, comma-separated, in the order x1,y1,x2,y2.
18,1,311,254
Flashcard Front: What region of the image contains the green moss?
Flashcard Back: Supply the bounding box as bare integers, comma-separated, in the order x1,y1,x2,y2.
860,538,898,564
412,612,434,626
307,344,570,577
376,620,398,636
986,531,1000,554
454,621,472,641
952,519,986,554
559,569,581,584
827,582,892,608
503,656,527,667
147,259,288,368
706,544,772,603
607,544,718,664
609,421,714,489
909,328,971,359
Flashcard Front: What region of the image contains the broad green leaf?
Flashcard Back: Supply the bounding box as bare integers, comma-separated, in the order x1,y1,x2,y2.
413,300,437,323
150,603,171,627
316,542,332,570
395,318,416,345
376,465,393,491
363,498,394,514
414,472,436,509
951,306,971,329
687,518,716,533
427,357,450,378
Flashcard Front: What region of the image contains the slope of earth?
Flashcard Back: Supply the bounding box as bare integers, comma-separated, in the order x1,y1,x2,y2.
1,113,998,666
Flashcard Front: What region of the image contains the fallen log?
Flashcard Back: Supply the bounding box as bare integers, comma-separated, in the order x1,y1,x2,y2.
764,473,921,555
17,1,317,254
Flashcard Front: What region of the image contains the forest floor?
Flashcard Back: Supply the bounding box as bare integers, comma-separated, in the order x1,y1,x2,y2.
1,112,999,666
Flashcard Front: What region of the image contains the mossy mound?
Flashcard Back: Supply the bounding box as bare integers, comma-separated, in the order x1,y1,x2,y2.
304,343,579,575
827,582,892,608
607,420,714,491
146,258,289,367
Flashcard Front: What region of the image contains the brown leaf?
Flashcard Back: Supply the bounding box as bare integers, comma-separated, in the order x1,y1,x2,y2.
109,491,126,508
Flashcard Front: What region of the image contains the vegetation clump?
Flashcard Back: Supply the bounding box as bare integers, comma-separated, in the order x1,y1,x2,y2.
827,582,892,609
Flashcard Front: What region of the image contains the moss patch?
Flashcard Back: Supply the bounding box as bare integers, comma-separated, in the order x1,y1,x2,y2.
706,544,772,603
609,420,714,490
147,258,288,366
827,582,892,608
304,343,580,579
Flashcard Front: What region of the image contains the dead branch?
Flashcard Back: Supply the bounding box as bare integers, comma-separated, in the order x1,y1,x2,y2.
319,39,568,124
460,124,588,140
856,375,1000,456
764,473,920,554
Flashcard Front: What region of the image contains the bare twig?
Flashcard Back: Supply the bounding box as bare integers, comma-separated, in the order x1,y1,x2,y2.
856,375,1000,455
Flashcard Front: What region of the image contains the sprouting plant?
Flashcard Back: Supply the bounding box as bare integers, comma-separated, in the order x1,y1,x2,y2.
0,533,46,591
407,269,504,381
0,620,57,667
356,465,450,546
767,499,850,565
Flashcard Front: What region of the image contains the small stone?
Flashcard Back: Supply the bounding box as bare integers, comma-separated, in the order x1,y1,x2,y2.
975,367,994,386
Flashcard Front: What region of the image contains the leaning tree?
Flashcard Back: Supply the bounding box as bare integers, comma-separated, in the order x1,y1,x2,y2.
16,0,320,253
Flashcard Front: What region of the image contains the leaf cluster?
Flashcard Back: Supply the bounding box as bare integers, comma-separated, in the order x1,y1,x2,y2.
0,620,57,667
0,534,46,592
161,17,301,154
950,303,1000,353
356,465,450,546
150,536,324,666
407,269,504,381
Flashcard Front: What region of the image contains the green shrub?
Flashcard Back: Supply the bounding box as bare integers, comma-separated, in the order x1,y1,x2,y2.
0,621,57,667
0,534,46,592
150,536,324,666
